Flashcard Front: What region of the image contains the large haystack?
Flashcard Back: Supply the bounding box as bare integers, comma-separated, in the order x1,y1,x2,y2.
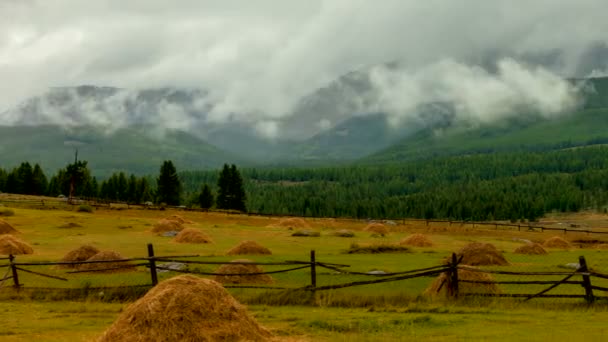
226,240,272,255
173,228,212,244
456,242,509,266
364,223,389,235
78,250,136,273
213,259,274,284
0,219,18,234
151,219,184,234
270,217,311,229
399,233,433,247
424,267,500,297
59,244,100,268
0,234,33,255
543,236,571,249
514,243,548,255
165,214,193,224
97,275,271,342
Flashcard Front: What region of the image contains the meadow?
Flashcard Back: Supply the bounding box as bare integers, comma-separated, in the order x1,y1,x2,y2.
2,198,608,341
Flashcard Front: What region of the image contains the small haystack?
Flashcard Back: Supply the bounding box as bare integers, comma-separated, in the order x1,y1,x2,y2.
270,217,310,229
97,275,271,342
0,234,33,255
514,243,547,255
0,219,18,234
165,214,193,224
151,219,184,234
59,244,100,268
364,223,389,235
543,236,571,249
173,228,212,244
213,259,274,284
78,250,136,273
400,233,433,247
456,242,509,266
424,267,500,296
226,240,272,255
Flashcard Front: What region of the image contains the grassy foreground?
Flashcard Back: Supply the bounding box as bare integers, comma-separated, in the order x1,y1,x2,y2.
1,299,608,341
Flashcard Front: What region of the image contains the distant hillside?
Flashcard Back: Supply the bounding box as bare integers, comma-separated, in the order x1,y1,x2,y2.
0,125,242,177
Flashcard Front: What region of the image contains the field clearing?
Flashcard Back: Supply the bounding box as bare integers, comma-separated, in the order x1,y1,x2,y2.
3,203,608,340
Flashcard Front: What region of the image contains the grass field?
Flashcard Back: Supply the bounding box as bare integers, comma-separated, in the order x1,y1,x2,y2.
2,199,608,340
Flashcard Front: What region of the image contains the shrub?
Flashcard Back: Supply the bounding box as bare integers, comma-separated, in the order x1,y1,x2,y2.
77,205,94,213
0,208,14,216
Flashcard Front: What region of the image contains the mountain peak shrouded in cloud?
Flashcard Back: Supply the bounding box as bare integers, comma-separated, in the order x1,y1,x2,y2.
1,1,607,140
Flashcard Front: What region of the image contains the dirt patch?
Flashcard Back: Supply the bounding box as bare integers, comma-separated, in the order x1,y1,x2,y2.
456,242,509,266
227,240,272,255
0,234,33,255
514,243,547,255
364,223,389,235
59,244,100,268
399,233,433,247
78,250,136,273
97,275,271,342
152,219,184,234
213,259,274,284
543,236,571,249
0,219,18,234
425,267,500,296
173,228,212,244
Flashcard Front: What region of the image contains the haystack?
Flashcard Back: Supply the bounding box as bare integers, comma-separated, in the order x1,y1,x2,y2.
97,275,271,342
173,228,212,244
424,267,500,296
59,244,100,268
226,240,272,255
165,214,193,224
543,236,571,249
514,243,547,255
0,219,18,234
151,219,184,234
399,233,433,247
364,223,389,235
0,234,33,255
213,259,274,284
270,217,310,229
456,242,509,266
78,250,136,273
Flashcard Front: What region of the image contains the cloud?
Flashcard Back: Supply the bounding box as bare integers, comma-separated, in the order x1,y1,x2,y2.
0,0,606,138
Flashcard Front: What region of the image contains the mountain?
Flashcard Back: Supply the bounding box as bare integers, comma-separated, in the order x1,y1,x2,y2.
0,125,242,177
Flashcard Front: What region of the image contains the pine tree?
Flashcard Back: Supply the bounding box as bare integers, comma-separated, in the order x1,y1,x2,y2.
0,168,6,192
31,164,48,195
229,164,246,212
156,160,181,205
199,184,214,210
216,164,231,209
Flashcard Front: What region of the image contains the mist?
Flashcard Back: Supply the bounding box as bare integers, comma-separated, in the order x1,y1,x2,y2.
1,0,606,139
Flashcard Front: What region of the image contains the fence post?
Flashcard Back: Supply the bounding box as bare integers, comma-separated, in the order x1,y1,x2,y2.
147,243,158,286
578,256,594,303
310,250,316,289
9,254,20,289
448,253,459,298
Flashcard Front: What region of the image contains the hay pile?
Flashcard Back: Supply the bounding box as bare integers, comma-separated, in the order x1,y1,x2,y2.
78,250,136,273
399,233,433,247
226,240,272,255
165,214,193,224
173,228,212,244
543,236,571,249
0,219,18,234
514,243,547,255
456,242,509,266
59,244,100,268
97,275,271,342
0,234,33,255
270,217,310,229
364,223,389,235
424,267,500,296
151,219,184,234
213,259,274,284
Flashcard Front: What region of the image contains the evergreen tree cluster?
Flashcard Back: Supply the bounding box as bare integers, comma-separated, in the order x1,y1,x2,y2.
0,162,47,195
99,172,152,204
216,164,246,212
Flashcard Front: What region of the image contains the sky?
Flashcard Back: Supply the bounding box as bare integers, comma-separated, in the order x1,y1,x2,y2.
1,0,607,137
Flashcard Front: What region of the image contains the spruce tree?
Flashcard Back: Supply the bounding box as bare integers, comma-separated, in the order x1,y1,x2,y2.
229,164,246,212
216,164,231,209
199,184,214,210
31,164,48,195
156,160,181,205
0,168,6,192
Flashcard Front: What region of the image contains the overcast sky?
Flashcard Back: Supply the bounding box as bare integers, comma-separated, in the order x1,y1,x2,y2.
1,0,607,133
